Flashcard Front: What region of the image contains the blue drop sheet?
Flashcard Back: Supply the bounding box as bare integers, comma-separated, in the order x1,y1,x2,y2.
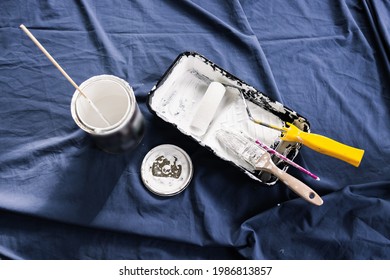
0,0,389,259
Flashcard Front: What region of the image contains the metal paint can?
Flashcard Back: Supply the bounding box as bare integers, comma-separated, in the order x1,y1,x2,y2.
141,144,193,196
71,75,145,153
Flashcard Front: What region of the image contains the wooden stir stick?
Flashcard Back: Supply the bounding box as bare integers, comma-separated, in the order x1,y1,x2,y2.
19,24,111,127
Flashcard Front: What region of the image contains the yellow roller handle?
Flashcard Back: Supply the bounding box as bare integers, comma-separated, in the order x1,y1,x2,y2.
281,123,365,167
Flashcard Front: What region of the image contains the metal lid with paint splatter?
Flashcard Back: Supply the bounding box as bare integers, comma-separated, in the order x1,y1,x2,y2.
141,144,193,196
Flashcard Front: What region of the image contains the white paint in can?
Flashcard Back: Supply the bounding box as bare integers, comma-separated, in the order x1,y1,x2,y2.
71,75,144,153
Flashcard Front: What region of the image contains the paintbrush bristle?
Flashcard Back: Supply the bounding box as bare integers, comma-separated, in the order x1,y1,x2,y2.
216,129,266,168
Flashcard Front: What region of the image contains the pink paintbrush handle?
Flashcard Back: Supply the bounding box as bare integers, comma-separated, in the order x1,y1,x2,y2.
255,140,320,181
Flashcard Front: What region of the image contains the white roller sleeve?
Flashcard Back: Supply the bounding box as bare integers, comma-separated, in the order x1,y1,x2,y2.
190,82,226,136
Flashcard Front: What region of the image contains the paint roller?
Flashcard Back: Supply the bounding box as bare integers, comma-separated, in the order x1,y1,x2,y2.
189,81,320,181
187,80,321,205
238,91,365,167
190,80,363,181
190,81,226,136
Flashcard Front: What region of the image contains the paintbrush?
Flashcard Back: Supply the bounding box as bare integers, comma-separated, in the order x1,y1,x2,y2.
238,90,365,167
255,139,320,181
216,129,323,206
20,24,111,126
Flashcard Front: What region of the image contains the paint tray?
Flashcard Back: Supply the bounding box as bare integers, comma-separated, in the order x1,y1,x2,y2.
148,51,310,185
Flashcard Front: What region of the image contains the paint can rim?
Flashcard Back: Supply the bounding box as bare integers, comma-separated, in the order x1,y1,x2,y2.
70,74,136,135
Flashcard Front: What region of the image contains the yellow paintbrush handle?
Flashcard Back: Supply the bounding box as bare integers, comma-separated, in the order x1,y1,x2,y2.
281,123,365,167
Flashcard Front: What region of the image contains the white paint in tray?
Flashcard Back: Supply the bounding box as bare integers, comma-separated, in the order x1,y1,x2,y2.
149,54,288,180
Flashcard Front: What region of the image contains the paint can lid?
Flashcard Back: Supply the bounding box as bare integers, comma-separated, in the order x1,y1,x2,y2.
140,144,193,196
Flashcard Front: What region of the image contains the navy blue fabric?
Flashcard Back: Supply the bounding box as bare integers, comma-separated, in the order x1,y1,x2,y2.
0,0,389,259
